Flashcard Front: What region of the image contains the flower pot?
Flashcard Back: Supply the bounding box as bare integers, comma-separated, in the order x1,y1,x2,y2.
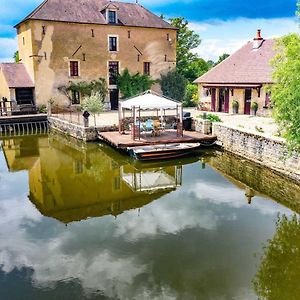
233,106,239,114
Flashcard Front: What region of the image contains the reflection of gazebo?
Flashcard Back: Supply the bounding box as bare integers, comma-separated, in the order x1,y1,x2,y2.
121,165,182,192
118,90,183,140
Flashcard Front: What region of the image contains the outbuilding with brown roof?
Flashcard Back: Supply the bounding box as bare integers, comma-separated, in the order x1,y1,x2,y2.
194,30,276,115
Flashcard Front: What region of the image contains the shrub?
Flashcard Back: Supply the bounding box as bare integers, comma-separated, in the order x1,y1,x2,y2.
81,92,104,114
251,101,258,111
183,83,199,107
38,105,47,114
198,113,222,122
160,70,187,101
232,100,239,108
58,78,108,106
117,68,156,99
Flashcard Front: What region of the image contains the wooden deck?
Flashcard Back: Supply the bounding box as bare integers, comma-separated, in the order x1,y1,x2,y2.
98,130,217,149
0,114,47,125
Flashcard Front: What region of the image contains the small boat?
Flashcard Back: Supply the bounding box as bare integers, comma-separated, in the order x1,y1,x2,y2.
128,143,201,161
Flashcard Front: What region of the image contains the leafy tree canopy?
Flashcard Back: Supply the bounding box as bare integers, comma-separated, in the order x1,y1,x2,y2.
215,53,230,66
169,17,201,80
271,33,300,150
81,92,104,115
183,83,198,107
184,57,212,82
117,68,156,99
13,51,19,63
160,70,187,101
58,78,107,106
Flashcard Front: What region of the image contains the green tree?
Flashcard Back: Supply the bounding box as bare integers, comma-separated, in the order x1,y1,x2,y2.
117,68,156,99
206,60,215,69
271,33,300,150
215,53,230,66
13,51,19,63
253,214,300,300
169,17,201,81
81,92,105,126
183,83,199,107
184,57,211,82
160,70,187,101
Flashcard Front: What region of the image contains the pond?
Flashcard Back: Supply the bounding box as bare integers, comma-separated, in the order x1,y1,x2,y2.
0,134,300,300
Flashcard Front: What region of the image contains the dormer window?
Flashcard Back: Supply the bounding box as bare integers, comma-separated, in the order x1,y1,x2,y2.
102,3,119,24
108,10,117,24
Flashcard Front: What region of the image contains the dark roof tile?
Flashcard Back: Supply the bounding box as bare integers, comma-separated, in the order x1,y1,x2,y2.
16,0,176,30
194,39,276,84
0,63,34,88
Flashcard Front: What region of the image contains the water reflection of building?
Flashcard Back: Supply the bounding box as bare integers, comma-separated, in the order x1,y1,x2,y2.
207,151,300,210
1,135,183,224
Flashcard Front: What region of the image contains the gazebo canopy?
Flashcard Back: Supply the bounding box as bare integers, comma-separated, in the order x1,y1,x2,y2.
120,91,181,110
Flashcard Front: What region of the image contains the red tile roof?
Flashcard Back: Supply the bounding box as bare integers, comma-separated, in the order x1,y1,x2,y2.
194,39,276,85
0,63,34,88
16,0,176,30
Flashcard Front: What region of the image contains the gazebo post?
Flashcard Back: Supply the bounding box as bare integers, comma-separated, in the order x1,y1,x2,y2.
139,106,141,140
132,106,136,141
180,104,184,137
176,105,179,137
118,102,122,134
122,107,126,131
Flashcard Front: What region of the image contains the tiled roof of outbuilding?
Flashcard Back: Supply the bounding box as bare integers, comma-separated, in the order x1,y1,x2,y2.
0,63,34,88
194,39,276,85
16,0,176,30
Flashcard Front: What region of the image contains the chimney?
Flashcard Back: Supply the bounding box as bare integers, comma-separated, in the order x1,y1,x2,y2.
253,29,264,50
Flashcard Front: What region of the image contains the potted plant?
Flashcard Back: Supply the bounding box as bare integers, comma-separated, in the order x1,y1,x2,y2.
232,100,239,114
250,101,258,116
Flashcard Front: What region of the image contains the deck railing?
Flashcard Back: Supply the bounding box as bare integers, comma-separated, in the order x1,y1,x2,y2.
0,100,37,116
0,121,49,137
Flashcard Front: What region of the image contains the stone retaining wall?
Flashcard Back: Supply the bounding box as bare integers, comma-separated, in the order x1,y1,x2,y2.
48,117,118,142
213,123,300,181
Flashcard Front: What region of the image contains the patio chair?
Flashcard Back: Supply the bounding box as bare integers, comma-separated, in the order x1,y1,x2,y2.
153,119,162,136
135,121,144,132
145,119,153,132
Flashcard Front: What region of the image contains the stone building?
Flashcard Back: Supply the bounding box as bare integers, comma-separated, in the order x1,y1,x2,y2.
194,30,276,115
0,0,177,111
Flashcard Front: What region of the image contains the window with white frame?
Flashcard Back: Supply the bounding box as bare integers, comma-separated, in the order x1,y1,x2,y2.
108,10,117,24
109,36,118,52
71,90,80,105
69,60,79,77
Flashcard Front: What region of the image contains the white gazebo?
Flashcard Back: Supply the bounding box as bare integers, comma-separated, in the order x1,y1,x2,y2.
118,90,183,140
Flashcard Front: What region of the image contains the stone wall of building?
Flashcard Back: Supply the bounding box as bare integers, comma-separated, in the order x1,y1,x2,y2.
17,20,177,107
213,123,300,181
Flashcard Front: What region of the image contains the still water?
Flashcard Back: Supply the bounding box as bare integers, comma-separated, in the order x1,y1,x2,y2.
0,134,300,300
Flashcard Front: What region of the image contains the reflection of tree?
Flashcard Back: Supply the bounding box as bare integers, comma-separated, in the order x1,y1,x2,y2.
253,214,300,300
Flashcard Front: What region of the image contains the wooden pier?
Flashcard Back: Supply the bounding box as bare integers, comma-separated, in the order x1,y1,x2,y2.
98,130,217,150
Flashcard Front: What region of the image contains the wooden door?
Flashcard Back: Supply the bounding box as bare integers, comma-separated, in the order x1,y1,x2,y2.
211,88,216,112
218,88,225,112
224,89,229,113
244,89,252,115
110,89,119,110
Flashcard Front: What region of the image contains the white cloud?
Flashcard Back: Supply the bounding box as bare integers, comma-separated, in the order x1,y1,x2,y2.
0,37,17,62
190,17,299,61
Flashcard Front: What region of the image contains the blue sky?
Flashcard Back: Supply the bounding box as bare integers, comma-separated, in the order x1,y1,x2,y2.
0,0,299,61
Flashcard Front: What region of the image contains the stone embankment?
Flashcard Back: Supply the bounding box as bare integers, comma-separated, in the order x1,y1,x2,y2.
212,123,300,182
48,114,300,182
48,116,117,142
